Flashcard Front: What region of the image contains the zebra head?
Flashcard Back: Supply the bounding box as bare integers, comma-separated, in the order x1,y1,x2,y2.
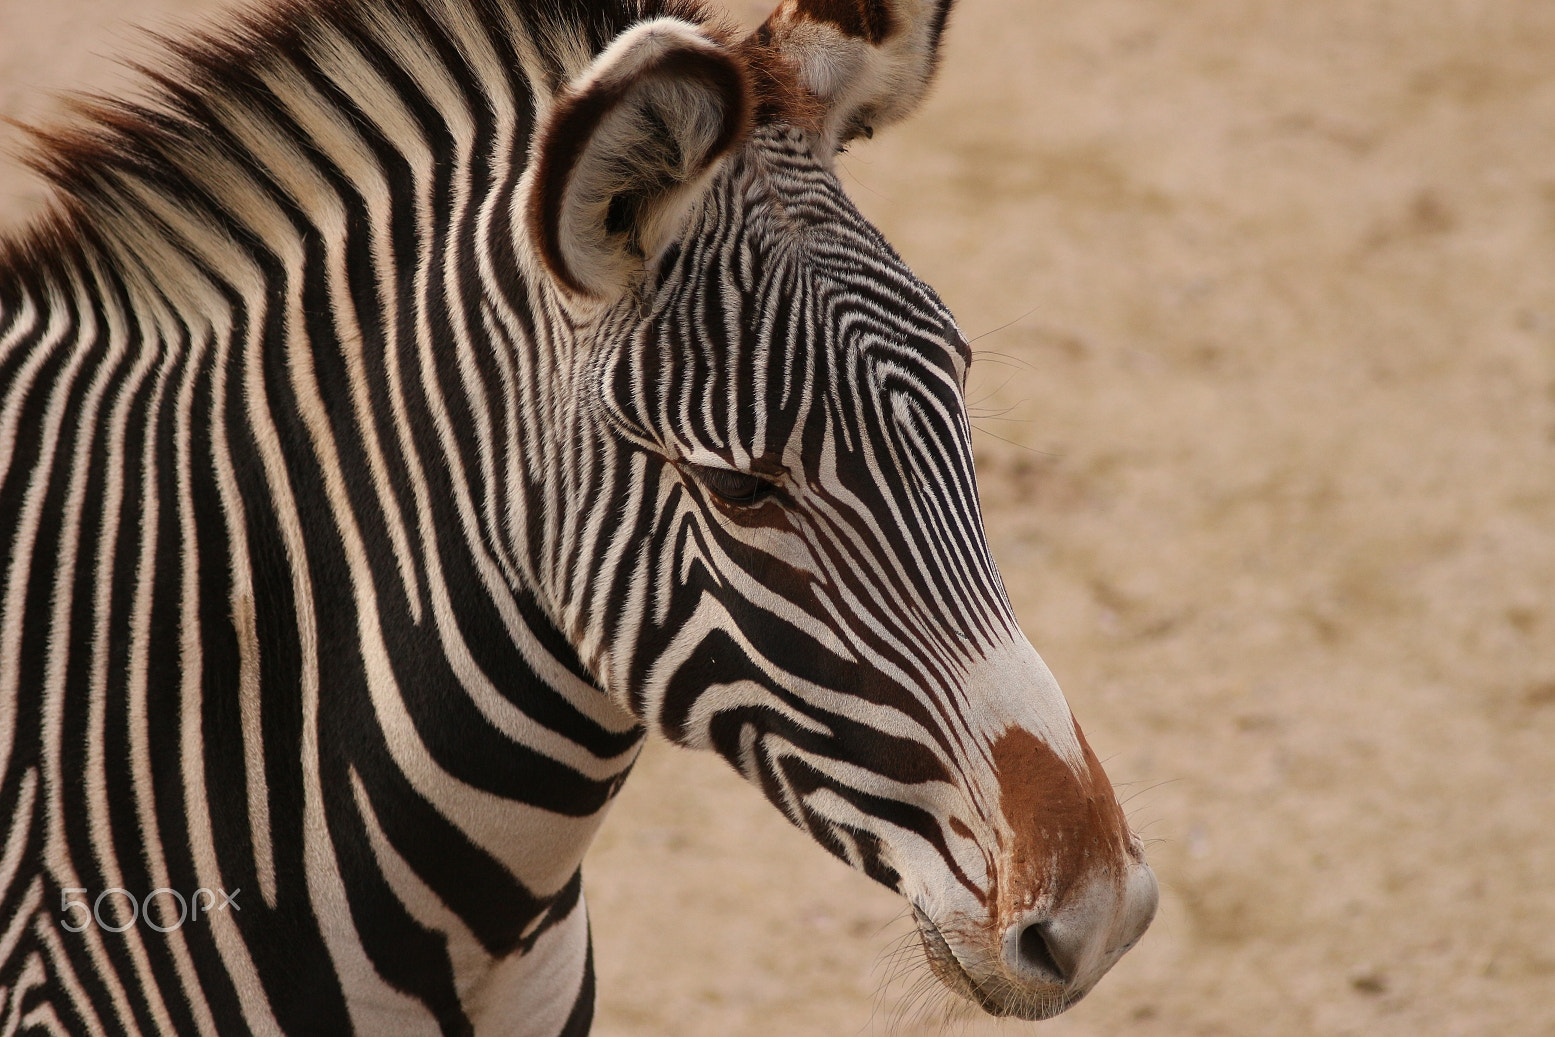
523,0,1157,1018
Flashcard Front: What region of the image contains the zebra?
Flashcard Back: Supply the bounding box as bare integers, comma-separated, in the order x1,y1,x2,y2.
0,0,1158,1032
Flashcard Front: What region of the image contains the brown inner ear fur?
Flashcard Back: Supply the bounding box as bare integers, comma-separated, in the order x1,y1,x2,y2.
529,43,753,296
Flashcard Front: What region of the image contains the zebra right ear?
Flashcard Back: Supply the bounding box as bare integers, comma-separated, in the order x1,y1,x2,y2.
528,19,753,298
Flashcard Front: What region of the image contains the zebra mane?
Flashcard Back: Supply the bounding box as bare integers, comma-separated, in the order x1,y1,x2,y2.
0,0,811,281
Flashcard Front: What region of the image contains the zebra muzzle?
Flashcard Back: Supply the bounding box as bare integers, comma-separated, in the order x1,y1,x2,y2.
915,857,1159,1021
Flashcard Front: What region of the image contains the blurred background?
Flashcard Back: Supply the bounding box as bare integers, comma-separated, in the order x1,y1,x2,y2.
4,1,1553,1034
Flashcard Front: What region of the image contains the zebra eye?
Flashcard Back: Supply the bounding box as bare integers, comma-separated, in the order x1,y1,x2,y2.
689,464,772,505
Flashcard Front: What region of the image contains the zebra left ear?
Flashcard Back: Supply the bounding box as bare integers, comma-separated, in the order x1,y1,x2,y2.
528,19,753,298
758,0,955,150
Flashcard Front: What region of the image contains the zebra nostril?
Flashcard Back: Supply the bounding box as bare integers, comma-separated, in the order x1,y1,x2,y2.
1017,921,1069,983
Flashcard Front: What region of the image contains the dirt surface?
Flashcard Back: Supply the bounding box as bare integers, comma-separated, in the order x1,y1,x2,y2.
4,1,1554,1035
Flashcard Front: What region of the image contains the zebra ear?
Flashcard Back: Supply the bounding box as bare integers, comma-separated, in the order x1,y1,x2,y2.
758,0,954,150
529,19,753,298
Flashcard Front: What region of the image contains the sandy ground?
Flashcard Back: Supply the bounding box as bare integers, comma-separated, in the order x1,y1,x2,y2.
4,1,1554,1035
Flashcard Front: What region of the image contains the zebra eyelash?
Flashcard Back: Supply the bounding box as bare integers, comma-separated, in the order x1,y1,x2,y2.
686,463,775,505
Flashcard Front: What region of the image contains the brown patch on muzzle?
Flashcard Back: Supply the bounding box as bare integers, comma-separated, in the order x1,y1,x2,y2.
989,725,1133,920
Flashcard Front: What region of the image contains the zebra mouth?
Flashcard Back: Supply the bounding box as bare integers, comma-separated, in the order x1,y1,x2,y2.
910,907,1074,1021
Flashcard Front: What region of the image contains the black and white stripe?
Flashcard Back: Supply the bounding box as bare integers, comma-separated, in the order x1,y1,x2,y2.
0,0,1154,1032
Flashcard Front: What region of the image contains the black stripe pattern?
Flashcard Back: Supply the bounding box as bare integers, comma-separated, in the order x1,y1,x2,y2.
0,0,1103,1032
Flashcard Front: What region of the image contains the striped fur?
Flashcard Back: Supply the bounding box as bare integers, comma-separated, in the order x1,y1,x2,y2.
0,0,1155,1032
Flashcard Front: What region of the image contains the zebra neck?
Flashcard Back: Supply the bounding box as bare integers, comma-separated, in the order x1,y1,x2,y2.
0,0,654,936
